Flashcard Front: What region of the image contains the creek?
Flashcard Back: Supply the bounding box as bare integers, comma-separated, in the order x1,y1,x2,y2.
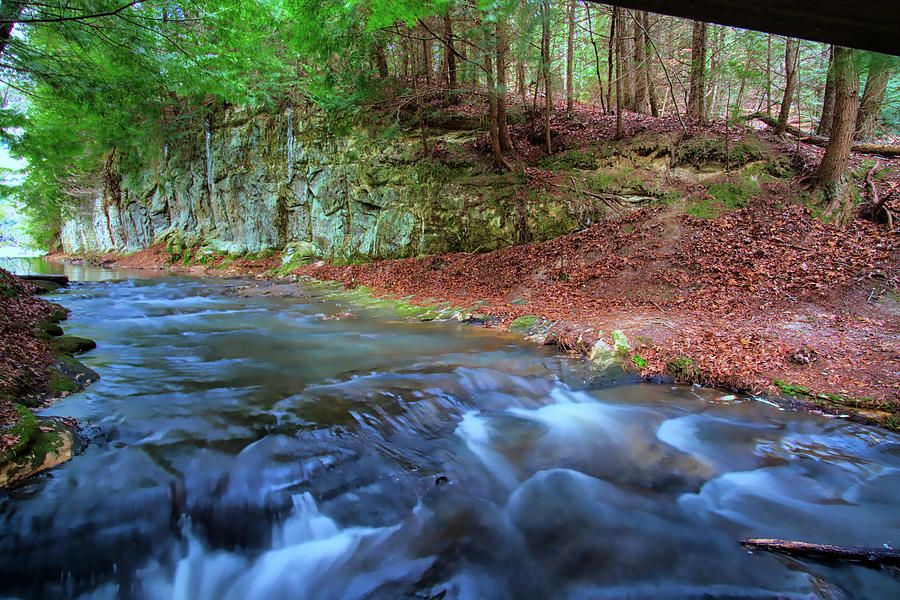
2,260,900,599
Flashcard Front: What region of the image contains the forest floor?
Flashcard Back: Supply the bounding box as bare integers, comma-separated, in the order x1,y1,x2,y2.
49,100,900,429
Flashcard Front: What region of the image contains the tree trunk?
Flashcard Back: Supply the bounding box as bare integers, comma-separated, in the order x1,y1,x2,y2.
484,32,504,168
817,46,837,136
614,6,624,138
401,26,410,78
688,20,708,122
631,10,647,113
817,47,860,223
443,11,457,104
541,0,553,153
775,38,798,136
423,25,432,83
586,4,606,112
606,6,615,113
855,53,894,140
0,1,25,59
642,12,659,117
374,40,389,79
765,35,772,114
566,0,575,114
496,21,513,154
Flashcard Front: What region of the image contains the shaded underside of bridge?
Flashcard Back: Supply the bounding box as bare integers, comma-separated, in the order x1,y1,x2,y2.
593,1,899,56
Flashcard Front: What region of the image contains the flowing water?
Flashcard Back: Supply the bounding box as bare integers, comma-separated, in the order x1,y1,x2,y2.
2,261,900,599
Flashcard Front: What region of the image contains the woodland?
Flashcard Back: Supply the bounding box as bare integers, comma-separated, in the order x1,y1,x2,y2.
0,1,899,431
0,0,896,243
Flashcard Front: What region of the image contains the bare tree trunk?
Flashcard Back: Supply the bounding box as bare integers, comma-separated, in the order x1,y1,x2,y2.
401,26,410,78
375,40,389,79
765,35,772,114
606,6,615,113
642,11,659,117
497,21,513,153
775,37,798,136
688,20,707,122
855,53,894,140
586,4,606,112
541,0,553,153
614,6,624,138
421,22,433,84
817,46,837,136
566,0,575,114
413,53,429,156
817,47,860,223
442,11,458,104
631,10,647,113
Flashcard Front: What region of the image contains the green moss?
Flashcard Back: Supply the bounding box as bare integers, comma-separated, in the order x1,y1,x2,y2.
0,405,38,462
48,370,78,394
667,357,699,381
393,302,440,321
773,379,895,413
50,336,96,356
509,315,543,331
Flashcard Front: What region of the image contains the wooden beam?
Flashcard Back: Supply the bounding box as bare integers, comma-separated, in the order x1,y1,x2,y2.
587,1,900,56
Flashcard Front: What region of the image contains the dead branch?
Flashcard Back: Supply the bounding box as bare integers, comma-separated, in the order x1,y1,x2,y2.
740,538,900,567
746,113,900,157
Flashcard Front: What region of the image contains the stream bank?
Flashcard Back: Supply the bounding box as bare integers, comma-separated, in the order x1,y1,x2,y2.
54,196,900,432
0,268,98,486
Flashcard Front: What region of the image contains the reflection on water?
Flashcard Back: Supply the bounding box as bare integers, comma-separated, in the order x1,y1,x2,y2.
1,262,899,599
0,256,153,282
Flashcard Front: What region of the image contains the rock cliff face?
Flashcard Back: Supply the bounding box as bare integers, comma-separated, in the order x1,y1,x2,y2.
59,105,588,261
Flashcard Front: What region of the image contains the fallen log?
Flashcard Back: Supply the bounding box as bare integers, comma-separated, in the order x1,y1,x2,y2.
745,113,900,157
20,274,69,285
739,538,900,567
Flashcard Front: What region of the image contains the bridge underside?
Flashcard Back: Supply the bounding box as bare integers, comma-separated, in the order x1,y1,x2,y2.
593,1,899,56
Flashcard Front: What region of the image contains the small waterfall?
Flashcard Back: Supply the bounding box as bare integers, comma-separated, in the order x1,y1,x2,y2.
205,117,214,194
163,144,168,164
286,101,294,183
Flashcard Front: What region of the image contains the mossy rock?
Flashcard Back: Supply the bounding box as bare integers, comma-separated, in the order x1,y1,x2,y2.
50,336,97,356
509,315,543,331
394,303,440,321
46,355,100,399
45,306,70,323
36,321,64,337
0,412,75,488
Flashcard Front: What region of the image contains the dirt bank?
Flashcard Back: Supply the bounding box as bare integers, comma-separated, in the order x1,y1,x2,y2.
294,202,899,428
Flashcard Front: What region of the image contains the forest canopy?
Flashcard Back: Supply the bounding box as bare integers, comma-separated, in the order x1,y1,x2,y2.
0,0,897,247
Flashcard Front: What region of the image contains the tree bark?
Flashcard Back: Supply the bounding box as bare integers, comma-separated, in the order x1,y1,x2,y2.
496,21,513,154
422,25,433,83
740,538,900,567
566,0,575,114
688,20,708,122
631,10,647,113
614,6,624,138
606,6,615,113
0,1,26,59
586,4,606,113
443,11,457,104
775,38,798,136
855,53,894,140
642,11,659,117
817,46,837,137
817,47,860,223
541,0,553,153
374,40,389,79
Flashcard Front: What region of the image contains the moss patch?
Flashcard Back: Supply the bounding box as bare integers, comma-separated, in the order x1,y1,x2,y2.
509,315,543,331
